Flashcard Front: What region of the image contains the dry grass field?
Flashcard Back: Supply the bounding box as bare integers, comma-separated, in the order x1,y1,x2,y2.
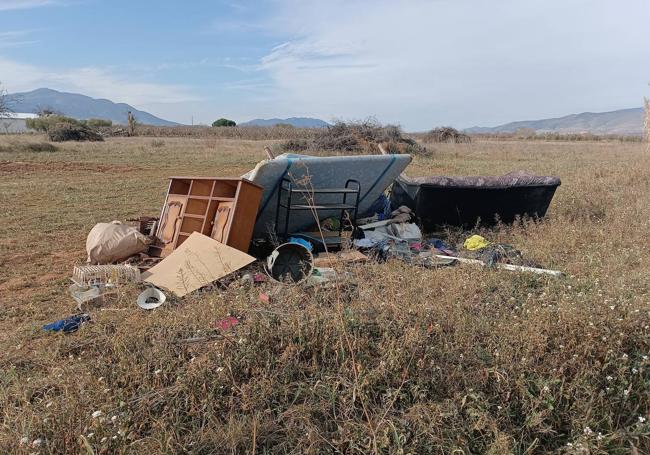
1,134,649,453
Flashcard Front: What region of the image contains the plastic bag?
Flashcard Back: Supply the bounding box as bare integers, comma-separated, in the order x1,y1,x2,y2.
378,222,422,241
463,234,490,251
86,221,150,264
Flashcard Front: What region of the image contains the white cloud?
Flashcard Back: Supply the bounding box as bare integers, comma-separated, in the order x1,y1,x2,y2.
0,0,56,11
257,0,650,129
0,57,198,107
0,30,37,48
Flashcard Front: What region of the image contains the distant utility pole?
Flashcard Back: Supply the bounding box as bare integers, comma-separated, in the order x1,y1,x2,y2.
191,115,194,126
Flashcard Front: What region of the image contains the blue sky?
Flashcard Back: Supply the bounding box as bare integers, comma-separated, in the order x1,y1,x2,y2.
1,0,649,129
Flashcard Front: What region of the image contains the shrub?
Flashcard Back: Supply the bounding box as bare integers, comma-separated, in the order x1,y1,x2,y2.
0,142,58,153
151,139,165,148
424,126,471,143
47,122,104,142
27,115,113,131
86,118,113,127
23,142,58,152
514,127,536,138
212,118,237,127
25,114,105,142
282,139,309,152
281,119,430,155
26,114,81,132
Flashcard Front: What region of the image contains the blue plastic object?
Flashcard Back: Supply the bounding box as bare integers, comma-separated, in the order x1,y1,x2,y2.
426,238,456,256
288,236,313,252
365,193,392,219
427,238,448,249
43,314,91,334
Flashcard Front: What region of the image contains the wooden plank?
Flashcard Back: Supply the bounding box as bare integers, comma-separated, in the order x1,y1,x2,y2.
313,250,368,267
224,180,263,253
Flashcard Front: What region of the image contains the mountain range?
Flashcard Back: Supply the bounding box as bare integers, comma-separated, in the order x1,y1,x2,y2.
239,117,330,128
4,88,643,134
6,89,332,128
465,108,644,136
6,88,177,126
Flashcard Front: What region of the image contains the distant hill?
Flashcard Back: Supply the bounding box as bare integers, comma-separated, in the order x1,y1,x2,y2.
240,117,330,128
465,108,644,136
6,88,177,126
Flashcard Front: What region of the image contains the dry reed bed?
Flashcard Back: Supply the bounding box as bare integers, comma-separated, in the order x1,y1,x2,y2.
0,136,648,453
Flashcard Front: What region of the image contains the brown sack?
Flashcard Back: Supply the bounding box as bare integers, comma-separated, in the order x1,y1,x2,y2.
86,221,150,264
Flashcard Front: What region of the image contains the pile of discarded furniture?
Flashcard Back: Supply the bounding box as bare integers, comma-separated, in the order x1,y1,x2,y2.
45,148,563,330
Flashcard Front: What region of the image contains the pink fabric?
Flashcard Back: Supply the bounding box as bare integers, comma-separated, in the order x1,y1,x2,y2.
214,316,239,331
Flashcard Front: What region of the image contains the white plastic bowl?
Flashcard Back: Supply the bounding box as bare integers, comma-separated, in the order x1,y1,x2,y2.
137,287,166,310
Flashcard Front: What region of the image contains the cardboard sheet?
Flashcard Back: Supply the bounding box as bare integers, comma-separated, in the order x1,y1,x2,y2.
142,232,255,297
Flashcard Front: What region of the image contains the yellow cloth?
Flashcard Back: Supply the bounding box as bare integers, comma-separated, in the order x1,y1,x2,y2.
463,234,490,251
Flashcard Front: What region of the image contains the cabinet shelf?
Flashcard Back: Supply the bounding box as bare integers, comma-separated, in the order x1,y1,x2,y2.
172,195,236,201
153,177,263,256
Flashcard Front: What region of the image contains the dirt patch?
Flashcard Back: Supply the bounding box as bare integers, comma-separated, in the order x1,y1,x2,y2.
1,251,43,269
0,273,62,292
0,248,84,304
0,276,29,291
0,160,140,175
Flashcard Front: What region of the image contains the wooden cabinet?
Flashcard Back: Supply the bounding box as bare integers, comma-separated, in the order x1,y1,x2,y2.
150,177,263,257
